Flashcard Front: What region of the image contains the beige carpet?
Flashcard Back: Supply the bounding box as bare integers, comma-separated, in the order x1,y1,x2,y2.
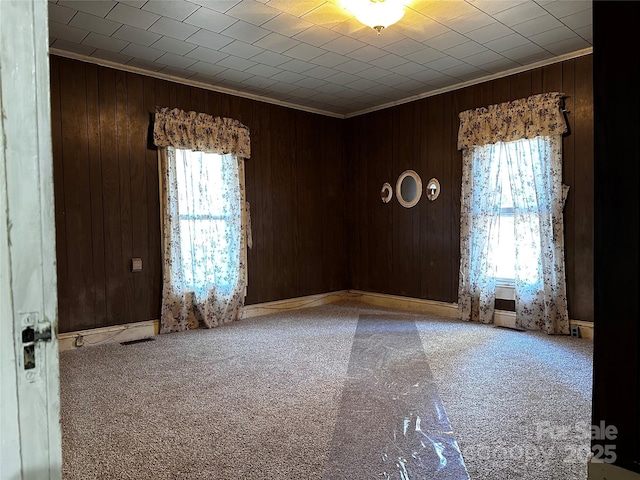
60,301,592,479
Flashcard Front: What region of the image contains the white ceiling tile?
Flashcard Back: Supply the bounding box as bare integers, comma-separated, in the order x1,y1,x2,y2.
250,50,290,66
345,77,380,91
187,61,228,76
91,48,133,63
287,86,321,99
383,37,427,56
443,40,487,59
126,58,165,71
320,36,366,55
51,38,96,55
426,74,458,88
151,36,197,55
292,25,339,47
58,1,116,17
159,66,197,78
119,0,146,7
105,3,160,29
441,63,483,79
493,2,548,27
443,9,496,34
511,14,563,37
346,45,387,62
261,0,323,17
69,12,121,35
184,7,237,32
278,58,315,73
220,20,270,43
483,32,529,52
49,21,90,43
189,73,224,84
369,53,407,69
226,0,280,25
300,2,350,29
573,25,592,42
185,45,229,63
142,1,200,21
419,1,481,22
292,76,327,89
156,52,198,69
544,36,590,56
425,30,469,51
500,42,546,62
149,16,200,40
517,50,554,64
121,42,165,61
48,3,77,24
477,57,520,73
392,61,428,76
358,66,393,81
244,63,282,77
283,43,325,61
395,17,449,42
254,32,300,53
261,13,313,37
465,21,514,43
405,47,446,65
427,55,464,71
325,71,359,85
462,49,505,66
187,0,241,13
113,25,162,46
332,59,369,74
270,70,307,83
543,1,591,19
530,26,577,47
561,9,592,30
82,31,129,52
220,40,264,59
217,54,257,71
241,75,278,89
314,82,349,95
468,0,529,16
310,51,348,68
186,29,234,49
304,65,340,79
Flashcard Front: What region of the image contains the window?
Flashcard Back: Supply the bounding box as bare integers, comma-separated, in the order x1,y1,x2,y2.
175,148,237,293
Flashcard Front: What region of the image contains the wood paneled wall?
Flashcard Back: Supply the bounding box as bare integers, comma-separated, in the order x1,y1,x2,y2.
50,56,347,333
346,55,594,322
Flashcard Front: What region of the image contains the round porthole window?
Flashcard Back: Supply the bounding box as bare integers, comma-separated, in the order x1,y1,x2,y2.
396,170,422,208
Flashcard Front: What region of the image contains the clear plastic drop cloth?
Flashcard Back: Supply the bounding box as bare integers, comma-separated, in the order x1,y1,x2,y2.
323,315,469,480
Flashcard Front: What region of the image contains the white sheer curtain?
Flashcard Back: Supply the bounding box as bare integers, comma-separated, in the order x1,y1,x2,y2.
457,93,570,334
153,107,250,333
158,148,247,333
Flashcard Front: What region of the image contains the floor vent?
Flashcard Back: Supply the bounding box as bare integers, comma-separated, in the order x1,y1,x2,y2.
120,337,156,346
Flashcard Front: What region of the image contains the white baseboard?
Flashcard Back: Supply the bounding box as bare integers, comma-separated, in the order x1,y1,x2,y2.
346,290,593,339
58,290,593,351
57,320,159,352
241,291,350,319
589,461,640,480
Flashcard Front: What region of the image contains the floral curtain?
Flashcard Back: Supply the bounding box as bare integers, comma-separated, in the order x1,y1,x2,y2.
154,108,250,333
457,93,570,334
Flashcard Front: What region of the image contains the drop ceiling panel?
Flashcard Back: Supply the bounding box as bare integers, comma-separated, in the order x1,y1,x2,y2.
48,0,593,117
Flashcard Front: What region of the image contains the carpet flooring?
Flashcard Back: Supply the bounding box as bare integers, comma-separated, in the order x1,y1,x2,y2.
60,301,593,479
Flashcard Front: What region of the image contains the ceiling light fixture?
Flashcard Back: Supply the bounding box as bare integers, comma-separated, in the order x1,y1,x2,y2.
342,0,406,35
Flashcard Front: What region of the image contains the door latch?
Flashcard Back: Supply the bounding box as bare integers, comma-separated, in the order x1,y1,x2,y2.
21,316,52,371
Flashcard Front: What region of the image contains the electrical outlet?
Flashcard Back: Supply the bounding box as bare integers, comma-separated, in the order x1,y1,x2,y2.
570,325,581,338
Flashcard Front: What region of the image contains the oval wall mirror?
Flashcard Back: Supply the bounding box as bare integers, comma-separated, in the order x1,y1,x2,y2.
396,170,422,208
380,182,393,203
426,178,441,201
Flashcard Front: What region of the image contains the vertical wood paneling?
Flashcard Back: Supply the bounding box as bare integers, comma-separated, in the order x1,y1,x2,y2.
127,73,151,322
347,55,593,320
59,58,93,331
573,54,594,321
85,64,107,329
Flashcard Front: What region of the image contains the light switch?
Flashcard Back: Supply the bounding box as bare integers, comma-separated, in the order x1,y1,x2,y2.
131,257,143,272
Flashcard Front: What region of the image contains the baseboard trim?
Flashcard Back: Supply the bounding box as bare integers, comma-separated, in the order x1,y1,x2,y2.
241,291,350,319
57,320,160,352
346,290,593,339
58,290,593,351
589,461,640,480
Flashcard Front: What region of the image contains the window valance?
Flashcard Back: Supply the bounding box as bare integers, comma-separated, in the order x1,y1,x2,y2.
457,92,567,151
153,107,251,158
